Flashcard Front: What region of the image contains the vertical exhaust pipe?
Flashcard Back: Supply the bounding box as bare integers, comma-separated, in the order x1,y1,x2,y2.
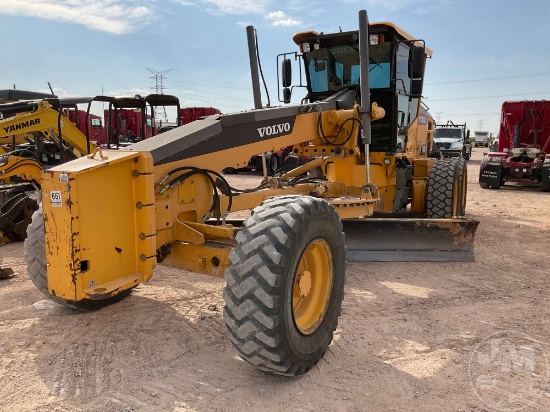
358,10,372,184
246,25,269,177
246,26,263,110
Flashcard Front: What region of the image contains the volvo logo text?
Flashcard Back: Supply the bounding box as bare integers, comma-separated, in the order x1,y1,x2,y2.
257,122,291,138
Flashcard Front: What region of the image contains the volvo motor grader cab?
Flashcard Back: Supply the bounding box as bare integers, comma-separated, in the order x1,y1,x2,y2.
24,11,478,376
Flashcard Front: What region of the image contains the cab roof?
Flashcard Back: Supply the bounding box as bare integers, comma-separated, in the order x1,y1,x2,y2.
293,22,433,57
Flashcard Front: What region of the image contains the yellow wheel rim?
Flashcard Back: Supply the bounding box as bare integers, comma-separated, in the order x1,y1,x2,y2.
460,171,467,214
292,238,333,335
452,173,460,217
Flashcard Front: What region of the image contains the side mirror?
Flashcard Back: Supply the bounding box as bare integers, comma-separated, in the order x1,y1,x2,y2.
282,59,292,88
410,79,422,96
398,110,405,126
283,87,292,104
466,130,470,139
408,45,425,79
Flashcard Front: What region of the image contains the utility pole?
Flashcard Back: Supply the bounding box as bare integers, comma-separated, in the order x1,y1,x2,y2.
478,120,484,131
147,68,171,123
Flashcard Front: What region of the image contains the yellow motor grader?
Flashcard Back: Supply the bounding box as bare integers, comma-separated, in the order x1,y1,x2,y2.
24,11,478,376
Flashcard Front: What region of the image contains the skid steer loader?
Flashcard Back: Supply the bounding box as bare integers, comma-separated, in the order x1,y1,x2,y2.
24,10,478,376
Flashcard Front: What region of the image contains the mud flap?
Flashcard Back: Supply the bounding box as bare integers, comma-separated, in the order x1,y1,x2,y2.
479,163,502,186
343,218,479,262
542,164,550,191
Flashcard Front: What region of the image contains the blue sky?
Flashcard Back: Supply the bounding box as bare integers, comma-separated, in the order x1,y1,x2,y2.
0,0,548,134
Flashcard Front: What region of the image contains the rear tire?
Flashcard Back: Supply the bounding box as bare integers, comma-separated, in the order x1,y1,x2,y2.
223,195,346,376
542,166,550,192
268,154,279,175
25,205,131,310
223,167,238,175
0,190,39,241
426,158,462,218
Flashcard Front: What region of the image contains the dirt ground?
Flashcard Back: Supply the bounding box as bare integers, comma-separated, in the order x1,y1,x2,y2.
1,147,549,412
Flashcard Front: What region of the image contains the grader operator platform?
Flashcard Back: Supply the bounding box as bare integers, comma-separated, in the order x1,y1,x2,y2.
24,11,478,376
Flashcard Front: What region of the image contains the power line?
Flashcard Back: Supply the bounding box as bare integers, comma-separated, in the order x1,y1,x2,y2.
441,113,500,117
165,79,250,90
425,72,550,85
429,91,550,102
179,90,252,103
176,94,250,111
147,68,171,122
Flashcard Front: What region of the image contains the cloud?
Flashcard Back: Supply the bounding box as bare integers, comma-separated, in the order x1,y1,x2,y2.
266,11,284,19
107,88,151,97
272,18,301,26
0,0,154,34
265,10,301,27
37,87,82,98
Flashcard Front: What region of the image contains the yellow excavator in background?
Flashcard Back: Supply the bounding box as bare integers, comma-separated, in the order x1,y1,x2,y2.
0,100,97,240
24,10,478,376
0,94,181,240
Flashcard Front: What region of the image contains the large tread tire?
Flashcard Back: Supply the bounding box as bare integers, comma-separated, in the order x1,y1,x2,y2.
268,154,279,175
25,205,131,310
426,158,461,219
542,166,550,192
223,195,346,376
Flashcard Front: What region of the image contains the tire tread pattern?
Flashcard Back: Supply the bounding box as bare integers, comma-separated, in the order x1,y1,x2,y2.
223,195,345,376
426,158,462,218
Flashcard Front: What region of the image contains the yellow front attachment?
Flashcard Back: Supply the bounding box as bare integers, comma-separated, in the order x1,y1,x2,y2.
292,238,333,335
41,150,156,302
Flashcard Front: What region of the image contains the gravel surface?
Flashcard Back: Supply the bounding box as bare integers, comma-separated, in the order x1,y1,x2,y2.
0,147,549,411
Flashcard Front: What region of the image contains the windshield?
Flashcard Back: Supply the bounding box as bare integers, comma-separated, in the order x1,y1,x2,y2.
434,129,461,139
304,42,391,93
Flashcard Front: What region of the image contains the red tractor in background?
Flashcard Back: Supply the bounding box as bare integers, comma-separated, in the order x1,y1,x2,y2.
180,107,221,124
64,108,106,143
479,100,550,191
158,107,222,134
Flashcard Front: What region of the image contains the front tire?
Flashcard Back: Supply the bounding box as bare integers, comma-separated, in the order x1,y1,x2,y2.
223,195,346,376
426,158,463,218
25,205,131,310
